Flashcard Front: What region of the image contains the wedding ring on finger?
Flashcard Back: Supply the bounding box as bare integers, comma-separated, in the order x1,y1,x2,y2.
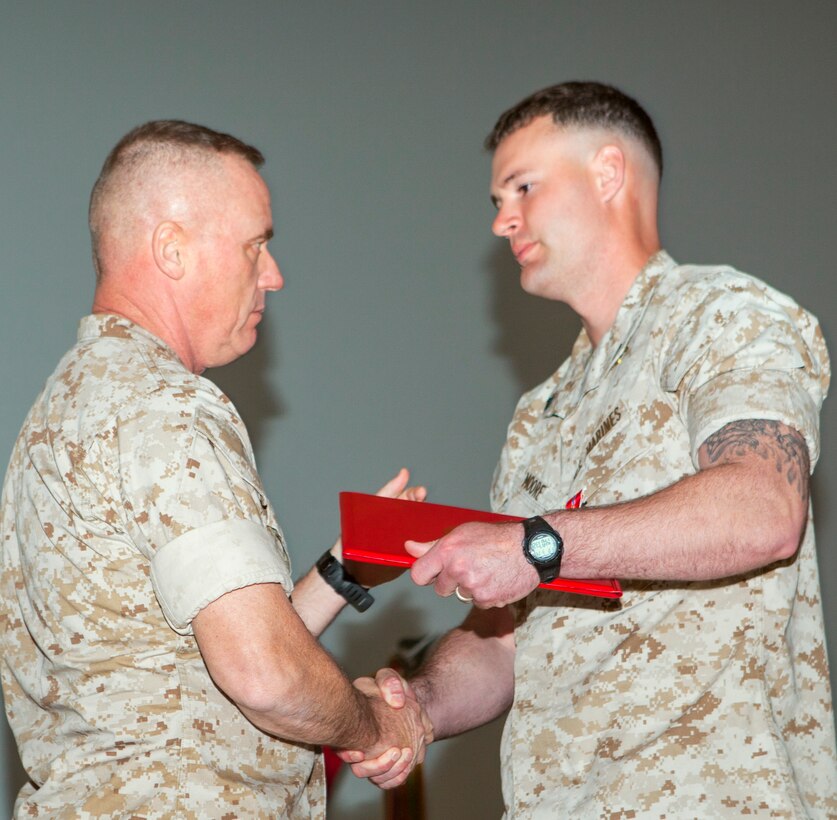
454,585,473,603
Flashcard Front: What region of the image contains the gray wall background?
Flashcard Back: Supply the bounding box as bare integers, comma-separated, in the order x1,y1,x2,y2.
1,2,835,817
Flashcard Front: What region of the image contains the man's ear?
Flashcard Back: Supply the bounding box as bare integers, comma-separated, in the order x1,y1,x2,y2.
595,144,626,203
152,221,186,280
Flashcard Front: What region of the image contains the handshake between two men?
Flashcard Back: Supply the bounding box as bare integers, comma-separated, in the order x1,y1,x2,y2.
333,472,541,789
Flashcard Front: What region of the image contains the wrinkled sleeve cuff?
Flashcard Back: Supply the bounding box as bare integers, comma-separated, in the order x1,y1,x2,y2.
151,518,293,635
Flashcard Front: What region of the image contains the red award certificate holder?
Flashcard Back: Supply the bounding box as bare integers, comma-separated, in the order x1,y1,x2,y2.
339,492,621,599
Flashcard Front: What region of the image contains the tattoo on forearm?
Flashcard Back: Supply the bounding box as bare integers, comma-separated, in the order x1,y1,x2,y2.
703,420,810,499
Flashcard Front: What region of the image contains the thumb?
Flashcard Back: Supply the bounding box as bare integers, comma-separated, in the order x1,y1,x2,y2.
404,540,434,558
375,667,407,709
375,467,409,498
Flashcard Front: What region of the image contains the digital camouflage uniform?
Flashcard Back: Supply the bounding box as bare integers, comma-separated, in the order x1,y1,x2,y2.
0,314,325,819
491,252,837,818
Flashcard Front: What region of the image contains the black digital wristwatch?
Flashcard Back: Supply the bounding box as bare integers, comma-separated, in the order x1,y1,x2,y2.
521,516,564,583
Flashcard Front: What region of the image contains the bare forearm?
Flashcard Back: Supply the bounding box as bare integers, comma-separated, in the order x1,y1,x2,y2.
291,468,427,635
291,562,346,637
194,584,384,751
236,639,380,749
551,421,809,581
333,608,512,783
407,421,810,607
410,607,515,739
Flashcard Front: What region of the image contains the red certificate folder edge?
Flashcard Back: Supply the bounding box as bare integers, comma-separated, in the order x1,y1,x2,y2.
339,492,622,599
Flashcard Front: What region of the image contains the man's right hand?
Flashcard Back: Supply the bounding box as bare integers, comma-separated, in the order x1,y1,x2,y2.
406,519,540,607
339,669,432,788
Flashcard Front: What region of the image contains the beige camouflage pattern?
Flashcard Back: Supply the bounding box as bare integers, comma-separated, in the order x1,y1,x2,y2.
491,252,837,818
0,314,325,818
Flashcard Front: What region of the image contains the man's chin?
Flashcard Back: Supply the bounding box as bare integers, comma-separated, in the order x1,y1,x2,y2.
205,334,258,371
233,332,259,361
519,265,546,296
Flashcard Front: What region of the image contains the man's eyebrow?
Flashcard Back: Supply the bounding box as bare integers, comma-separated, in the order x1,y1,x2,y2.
490,170,525,208
255,227,274,242
502,169,525,187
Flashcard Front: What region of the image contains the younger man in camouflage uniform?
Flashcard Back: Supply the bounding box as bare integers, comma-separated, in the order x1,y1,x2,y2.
347,83,837,817
0,120,430,818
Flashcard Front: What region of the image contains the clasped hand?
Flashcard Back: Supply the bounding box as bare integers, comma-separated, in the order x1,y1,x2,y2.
339,670,433,789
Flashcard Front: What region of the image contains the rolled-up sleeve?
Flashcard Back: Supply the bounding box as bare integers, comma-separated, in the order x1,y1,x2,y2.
151,518,292,634
661,277,829,469
118,395,292,635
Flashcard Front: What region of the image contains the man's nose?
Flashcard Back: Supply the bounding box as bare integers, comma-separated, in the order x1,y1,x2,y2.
260,249,284,291
491,202,520,237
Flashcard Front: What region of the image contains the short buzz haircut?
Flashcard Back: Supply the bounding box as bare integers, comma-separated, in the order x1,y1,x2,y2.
485,81,663,176
88,120,265,277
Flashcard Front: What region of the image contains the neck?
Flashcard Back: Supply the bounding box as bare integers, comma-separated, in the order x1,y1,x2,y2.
92,276,201,373
577,240,660,347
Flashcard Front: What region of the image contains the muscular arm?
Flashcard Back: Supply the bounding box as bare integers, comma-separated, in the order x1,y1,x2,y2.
409,605,516,739
409,420,810,606
340,605,515,779
192,581,426,758
555,419,809,580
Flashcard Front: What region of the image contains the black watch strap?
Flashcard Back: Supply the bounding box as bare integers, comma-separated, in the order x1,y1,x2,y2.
316,552,374,612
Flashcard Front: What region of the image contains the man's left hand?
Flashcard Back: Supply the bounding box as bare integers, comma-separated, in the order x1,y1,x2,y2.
406,520,540,608
334,468,427,588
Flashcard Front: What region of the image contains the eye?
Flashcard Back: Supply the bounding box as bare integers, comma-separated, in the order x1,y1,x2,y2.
518,182,533,196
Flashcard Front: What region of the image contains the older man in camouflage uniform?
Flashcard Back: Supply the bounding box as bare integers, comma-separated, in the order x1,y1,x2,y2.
348,83,837,817
0,120,430,818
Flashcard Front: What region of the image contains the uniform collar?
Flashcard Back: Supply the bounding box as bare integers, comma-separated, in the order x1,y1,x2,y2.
78,313,183,367
596,249,675,372
543,251,676,417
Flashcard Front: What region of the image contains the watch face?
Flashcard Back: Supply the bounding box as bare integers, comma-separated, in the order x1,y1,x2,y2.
529,532,558,562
